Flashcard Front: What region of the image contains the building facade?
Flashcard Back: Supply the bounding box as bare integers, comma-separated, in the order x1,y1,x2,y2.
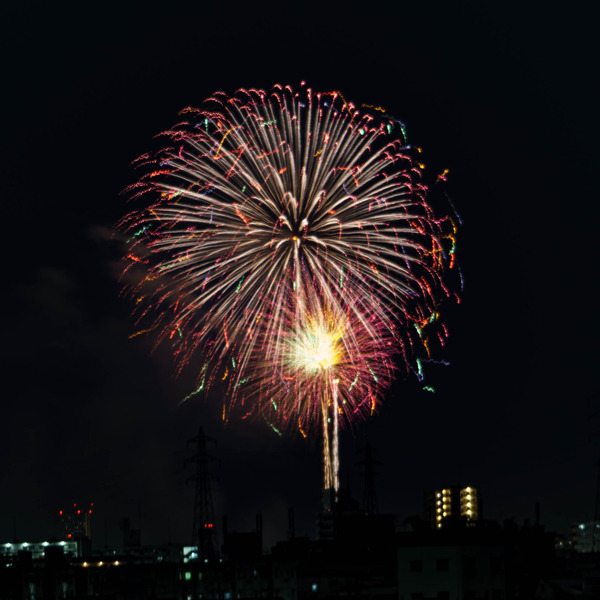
425,486,480,529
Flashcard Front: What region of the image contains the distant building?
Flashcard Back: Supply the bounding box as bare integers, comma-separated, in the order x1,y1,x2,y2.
397,529,505,600
424,486,480,529
0,518,562,600
397,521,556,600
59,503,92,540
1,540,78,561
571,521,600,552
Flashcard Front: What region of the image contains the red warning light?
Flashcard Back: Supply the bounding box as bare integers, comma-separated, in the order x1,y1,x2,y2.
67,534,72,539
77,510,81,515
89,510,92,514
59,511,63,516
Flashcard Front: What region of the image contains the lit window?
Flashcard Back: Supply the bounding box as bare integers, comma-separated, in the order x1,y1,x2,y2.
312,584,318,592
185,572,191,581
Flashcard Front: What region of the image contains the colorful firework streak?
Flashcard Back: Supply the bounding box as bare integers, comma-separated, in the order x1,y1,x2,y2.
118,83,457,441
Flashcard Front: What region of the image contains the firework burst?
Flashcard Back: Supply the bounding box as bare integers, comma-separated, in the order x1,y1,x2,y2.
118,83,457,440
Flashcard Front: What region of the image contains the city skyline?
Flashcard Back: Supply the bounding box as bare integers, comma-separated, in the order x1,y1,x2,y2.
1,1,598,551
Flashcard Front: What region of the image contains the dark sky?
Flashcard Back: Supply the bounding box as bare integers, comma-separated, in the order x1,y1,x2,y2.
1,2,598,550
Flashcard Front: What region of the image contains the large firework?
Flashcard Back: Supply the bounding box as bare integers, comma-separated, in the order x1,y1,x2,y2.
118,83,456,491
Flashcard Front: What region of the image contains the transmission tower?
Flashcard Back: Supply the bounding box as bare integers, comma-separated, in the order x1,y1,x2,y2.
187,427,218,559
357,439,381,515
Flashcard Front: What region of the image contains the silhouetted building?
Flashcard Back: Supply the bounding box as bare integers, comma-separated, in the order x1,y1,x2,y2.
571,521,600,553
397,526,505,600
59,503,92,538
317,485,363,540
0,518,564,600
119,516,141,549
397,520,558,600
58,503,93,554
221,513,263,561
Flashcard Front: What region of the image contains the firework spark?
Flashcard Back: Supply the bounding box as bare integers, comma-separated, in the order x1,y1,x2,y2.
118,83,456,441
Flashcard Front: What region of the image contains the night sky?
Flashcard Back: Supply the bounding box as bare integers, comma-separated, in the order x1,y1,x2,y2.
2,2,598,550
